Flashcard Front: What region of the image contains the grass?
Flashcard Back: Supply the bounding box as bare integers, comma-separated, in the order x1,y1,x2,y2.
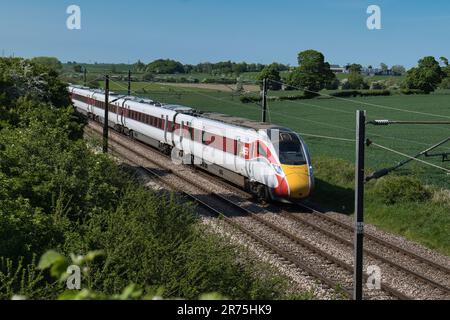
311,156,450,256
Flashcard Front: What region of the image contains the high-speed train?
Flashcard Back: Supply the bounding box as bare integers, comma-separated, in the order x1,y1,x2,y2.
69,84,314,201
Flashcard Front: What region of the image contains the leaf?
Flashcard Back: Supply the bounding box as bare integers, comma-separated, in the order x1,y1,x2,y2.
37,250,65,270
37,250,69,280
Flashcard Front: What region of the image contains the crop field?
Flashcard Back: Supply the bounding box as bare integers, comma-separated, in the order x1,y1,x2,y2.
106,81,450,189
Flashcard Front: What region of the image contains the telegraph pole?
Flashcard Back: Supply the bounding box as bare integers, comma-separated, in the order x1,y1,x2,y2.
83,67,87,86
354,110,366,300
128,70,132,96
103,75,110,153
262,78,268,123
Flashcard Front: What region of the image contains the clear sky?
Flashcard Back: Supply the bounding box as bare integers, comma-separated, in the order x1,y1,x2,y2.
1,0,449,67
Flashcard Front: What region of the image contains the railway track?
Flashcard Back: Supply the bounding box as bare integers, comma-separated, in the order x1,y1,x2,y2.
183,150,450,298
85,123,413,300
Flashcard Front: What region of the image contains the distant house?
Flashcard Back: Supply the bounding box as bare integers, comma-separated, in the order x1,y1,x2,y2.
330,65,347,74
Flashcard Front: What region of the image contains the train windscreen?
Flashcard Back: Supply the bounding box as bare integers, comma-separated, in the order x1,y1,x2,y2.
277,132,307,165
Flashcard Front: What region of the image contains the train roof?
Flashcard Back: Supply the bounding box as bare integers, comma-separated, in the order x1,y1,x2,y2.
69,84,289,131
200,112,282,131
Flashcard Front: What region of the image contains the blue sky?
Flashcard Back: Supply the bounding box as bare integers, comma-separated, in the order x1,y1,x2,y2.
1,0,449,67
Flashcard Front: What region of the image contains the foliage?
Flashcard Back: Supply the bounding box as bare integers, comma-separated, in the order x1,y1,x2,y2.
287,50,335,96
0,57,71,113
330,90,390,97
373,176,431,205
348,64,363,74
0,255,56,300
30,57,63,71
258,64,282,90
146,59,185,74
405,56,444,93
391,65,406,75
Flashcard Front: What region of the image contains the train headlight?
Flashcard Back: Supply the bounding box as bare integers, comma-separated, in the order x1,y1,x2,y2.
272,164,283,175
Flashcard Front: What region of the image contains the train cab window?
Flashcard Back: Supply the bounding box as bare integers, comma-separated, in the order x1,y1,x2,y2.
277,132,307,165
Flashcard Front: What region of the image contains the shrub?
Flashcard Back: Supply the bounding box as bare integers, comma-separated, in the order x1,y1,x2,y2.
331,90,361,97
370,81,387,90
439,78,450,89
401,88,426,95
372,176,431,205
142,73,154,81
359,90,391,97
201,78,236,84
240,96,261,103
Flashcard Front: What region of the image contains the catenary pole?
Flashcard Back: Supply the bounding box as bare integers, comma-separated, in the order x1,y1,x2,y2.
262,78,267,123
354,110,366,300
128,70,131,96
103,75,110,153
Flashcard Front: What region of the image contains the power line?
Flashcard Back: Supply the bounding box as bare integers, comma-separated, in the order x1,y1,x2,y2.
267,79,450,120
370,142,450,174
92,79,450,150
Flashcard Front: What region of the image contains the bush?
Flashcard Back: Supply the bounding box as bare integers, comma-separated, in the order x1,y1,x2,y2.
401,88,426,95
439,78,450,89
330,90,390,97
201,78,236,84
359,90,391,97
373,176,431,205
240,96,261,103
370,81,387,90
142,73,154,81
331,90,361,97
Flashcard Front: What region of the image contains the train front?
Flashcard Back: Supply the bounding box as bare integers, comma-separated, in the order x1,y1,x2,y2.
270,130,314,200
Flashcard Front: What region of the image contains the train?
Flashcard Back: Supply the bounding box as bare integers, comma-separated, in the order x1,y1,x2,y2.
69,84,314,202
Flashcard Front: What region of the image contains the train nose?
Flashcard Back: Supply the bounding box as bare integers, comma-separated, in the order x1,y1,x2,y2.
282,165,311,199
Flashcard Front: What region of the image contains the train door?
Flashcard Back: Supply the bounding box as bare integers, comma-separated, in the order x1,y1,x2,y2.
164,115,169,143
235,137,242,174
120,100,126,127
89,93,95,114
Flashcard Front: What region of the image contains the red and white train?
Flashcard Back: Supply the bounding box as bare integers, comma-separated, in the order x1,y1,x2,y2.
69,84,314,201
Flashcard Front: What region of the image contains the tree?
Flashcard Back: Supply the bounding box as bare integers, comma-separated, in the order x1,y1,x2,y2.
380,63,388,73
146,59,185,74
405,56,444,93
133,60,146,72
258,64,282,90
391,65,406,76
287,50,335,95
348,64,363,74
30,57,62,71
73,65,83,73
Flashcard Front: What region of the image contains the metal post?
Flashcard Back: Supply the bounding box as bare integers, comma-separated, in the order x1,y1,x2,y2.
262,78,267,123
103,75,110,153
353,110,366,300
128,70,131,96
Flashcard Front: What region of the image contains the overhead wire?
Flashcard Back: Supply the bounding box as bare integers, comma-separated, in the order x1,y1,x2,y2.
267,78,450,120
101,79,450,151
370,142,450,174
